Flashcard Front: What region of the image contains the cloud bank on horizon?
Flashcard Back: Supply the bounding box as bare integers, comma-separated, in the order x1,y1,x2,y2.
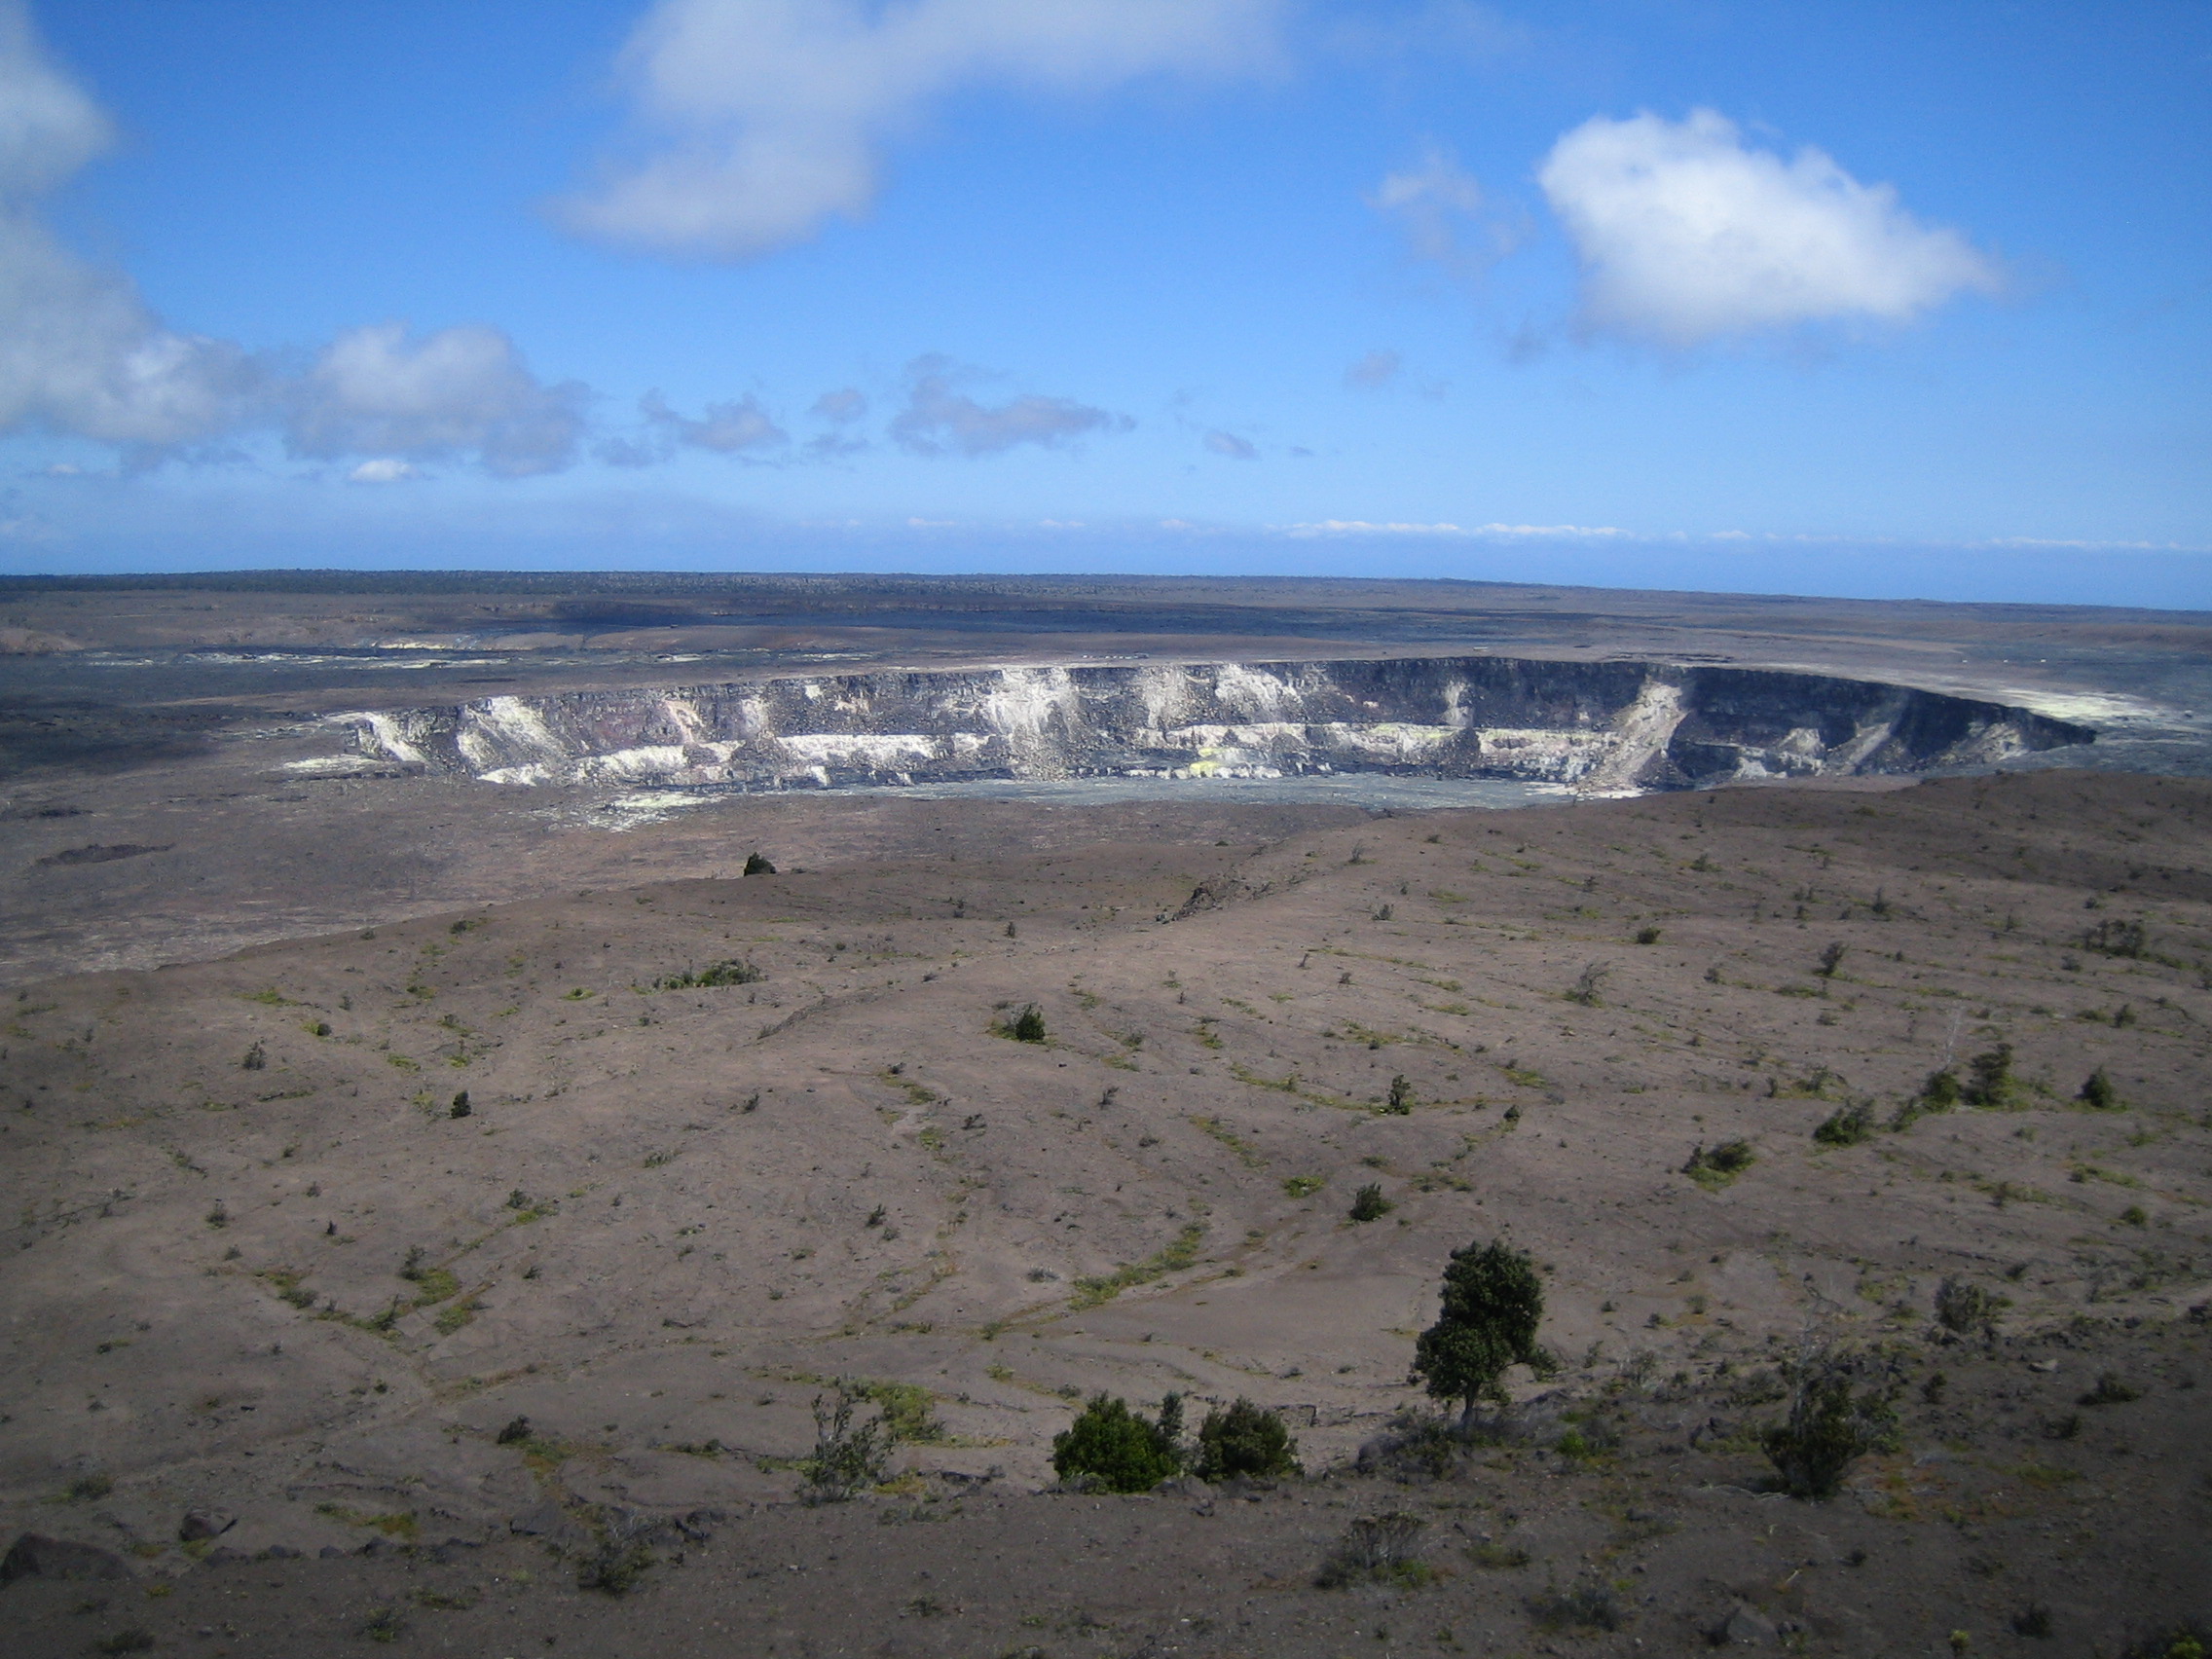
0,0,2203,597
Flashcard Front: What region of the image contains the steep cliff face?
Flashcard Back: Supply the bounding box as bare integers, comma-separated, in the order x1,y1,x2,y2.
343,656,2092,794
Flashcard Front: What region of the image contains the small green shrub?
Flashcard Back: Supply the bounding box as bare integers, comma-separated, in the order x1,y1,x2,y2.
1816,941,1847,977
95,1628,157,1655
449,1090,470,1119
1963,1045,2014,1107
240,1043,266,1071
575,1536,654,1596
1051,1393,1181,1493
656,959,764,990
2078,1068,2121,1110
1384,1074,1415,1114
1682,1139,1754,1186
1348,1183,1392,1223
1760,1349,1899,1499
743,852,777,876
801,1383,891,1501
862,1381,944,1444
1194,1398,1300,1482
2076,1372,2139,1407
1634,926,1662,945
1316,1513,1430,1588
2083,918,2145,958
1919,1068,1962,1110
1281,1174,1324,1198
496,1415,532,1445
1005,1005,1047,1043
1528,1581,1622,1632
1935,1276,2009,1334
361,1607,406,1644
1566,961,1610,1007
1812,1102,1876,1147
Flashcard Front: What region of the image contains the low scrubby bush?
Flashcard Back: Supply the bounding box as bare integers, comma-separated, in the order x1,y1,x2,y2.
1348,1183,1392,1223
1316,1513,1430,1588
1935,1276,2009,1334
1194,1398,1299,1482
1682,1139,1754,1185
1812,1101,1876,1147
655,959,763,990
1760,1349,1899,1499
801,1383,890,1502
1051,1393,1181,1493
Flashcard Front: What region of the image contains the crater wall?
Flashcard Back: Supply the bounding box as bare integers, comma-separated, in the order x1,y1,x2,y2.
342,656,2094,794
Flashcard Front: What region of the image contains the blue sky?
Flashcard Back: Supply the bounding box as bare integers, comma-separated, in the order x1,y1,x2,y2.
2,0,2207,606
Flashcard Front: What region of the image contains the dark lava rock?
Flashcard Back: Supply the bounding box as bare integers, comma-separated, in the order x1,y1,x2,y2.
178,1509,236,1542
0,1532,130,1582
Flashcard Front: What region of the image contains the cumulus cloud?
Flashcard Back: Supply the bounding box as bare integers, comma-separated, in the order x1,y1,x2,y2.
285,322,587,478
810,387,866,424
890,356,1125,458
1344,349,1401,388
1369,146,1519,281
1537,108,2000,347
1203,429,1257,460
644,388,788,455
0,4,259,453
0,10,590,478
560,0,1285,261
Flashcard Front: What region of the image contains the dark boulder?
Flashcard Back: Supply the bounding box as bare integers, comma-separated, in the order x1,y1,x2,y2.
1,1532,130,1583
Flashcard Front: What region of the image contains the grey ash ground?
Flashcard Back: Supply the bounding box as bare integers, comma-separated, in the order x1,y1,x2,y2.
2,574,2209,1656
4,768,2210,1656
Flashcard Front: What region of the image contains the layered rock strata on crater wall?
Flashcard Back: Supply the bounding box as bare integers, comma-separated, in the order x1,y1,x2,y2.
342,657,2093,793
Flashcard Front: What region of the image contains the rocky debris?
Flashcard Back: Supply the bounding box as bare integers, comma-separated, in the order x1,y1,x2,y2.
178,1509,235,1542
1717,1603,1779,1644
1172,875,1257,920
0,1532,130,1582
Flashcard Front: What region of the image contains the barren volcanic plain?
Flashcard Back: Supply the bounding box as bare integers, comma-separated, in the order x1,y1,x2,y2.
2,573,2209,1657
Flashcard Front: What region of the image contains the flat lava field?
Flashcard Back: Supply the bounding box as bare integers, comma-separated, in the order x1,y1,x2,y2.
4,765,2209,1656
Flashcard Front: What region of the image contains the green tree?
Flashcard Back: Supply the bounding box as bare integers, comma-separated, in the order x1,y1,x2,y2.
1194,1398,1300,1481
1412,1239,1546,1424
743,852,777,875
1009,1005,1047,1043
1051,1394,1182,1493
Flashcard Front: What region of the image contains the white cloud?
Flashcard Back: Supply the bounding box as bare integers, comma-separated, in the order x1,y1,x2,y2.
285,323,587,478
346,458,420,485
890,356,1125,458
1538,109,1999,347
810,387,866,424
560,0,1285,260
0,10,591,478
0,4,258,452
1369,146,1518,281
1281,520,1631,538
1344,349,1401,388
643,388,788,455
1203,429,1257,460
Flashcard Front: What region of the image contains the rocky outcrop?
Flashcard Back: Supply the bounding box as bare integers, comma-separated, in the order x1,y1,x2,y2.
342,656,2093,794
